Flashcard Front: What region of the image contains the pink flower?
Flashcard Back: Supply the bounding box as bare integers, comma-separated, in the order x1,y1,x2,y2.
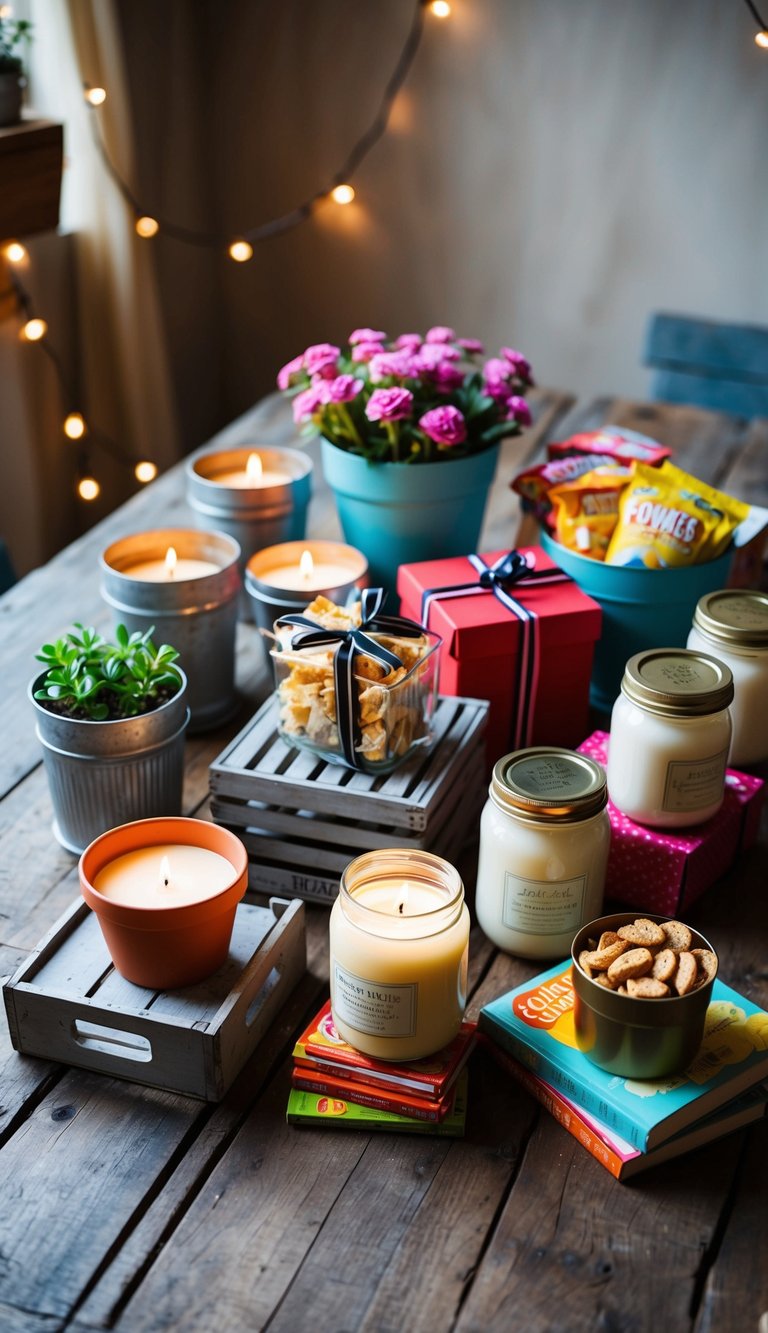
482,357,512,402
500,347,533,381
326,374,364,404
369,351,416,382
349,328,387,345
419,405,467,446
432,361,465,392
414,344,460,374
394,333,422,350
304,343,341,378
365,388,414,423
292,384,328,424
276,354,305,391
351,340,385,363
425,325,456,344
506,395,532,427
457,337,484,355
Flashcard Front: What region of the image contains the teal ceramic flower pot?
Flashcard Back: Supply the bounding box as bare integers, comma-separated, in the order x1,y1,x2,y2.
320,438,500,591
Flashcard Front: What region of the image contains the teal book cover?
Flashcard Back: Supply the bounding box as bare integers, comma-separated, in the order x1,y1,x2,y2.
479,962,768,1151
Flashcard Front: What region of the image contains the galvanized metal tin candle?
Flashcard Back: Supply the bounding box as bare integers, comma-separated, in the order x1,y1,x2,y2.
245,539,368,636
607,648,734,827
329,850,469,1061
475,748,610,960
185,446,312,610
101,529,241,732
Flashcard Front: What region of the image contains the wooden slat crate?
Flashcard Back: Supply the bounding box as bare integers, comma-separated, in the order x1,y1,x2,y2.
3,896,306,1101
210,696,489,904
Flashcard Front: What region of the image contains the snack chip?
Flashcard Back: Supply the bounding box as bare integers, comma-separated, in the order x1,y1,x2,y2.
511,452,618,518
604,461,750,569
548,466,630,560
547,426,672,466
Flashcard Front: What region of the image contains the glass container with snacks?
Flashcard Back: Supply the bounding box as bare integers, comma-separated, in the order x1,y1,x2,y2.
475,748,610,960
607,648,733,828
571,912,718,1078
687,590,768,768
271,592,441,773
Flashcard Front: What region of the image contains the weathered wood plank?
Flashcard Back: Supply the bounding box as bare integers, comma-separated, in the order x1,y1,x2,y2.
694,1120,768,1333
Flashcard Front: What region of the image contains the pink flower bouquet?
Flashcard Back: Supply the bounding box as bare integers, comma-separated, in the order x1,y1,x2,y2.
277,327,535,464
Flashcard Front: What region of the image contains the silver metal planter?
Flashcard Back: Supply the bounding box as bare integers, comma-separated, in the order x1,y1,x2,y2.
29,670,190,856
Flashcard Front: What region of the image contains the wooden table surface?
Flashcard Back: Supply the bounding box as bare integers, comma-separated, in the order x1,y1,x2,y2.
1,390,766,1333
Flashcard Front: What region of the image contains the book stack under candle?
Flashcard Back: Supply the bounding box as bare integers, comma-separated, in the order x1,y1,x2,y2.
286,1000,476,1136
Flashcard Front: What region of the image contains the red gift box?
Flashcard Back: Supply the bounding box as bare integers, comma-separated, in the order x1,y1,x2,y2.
397,548,602,768
577,731,764,915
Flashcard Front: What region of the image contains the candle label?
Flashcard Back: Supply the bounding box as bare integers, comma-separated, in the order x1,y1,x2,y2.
502,872,587,937
332,962,417,1038
662,749,728,812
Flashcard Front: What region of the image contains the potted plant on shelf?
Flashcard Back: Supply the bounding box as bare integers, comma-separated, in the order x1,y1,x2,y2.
277,327,535,588
29,622,190,855
0,15,32,127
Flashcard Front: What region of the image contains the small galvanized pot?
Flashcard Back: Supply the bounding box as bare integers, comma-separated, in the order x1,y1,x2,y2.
30,670,190,856
570,911,717,1079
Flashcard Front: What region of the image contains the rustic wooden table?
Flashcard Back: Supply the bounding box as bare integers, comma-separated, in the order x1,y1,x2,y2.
1,390,766,1333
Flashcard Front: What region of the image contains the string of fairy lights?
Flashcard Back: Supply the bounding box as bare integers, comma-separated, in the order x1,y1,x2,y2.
1,0,452,503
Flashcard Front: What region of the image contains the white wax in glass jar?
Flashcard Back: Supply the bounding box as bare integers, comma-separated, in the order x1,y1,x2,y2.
607,692,731,827
687,625,768,767
475,804,610,959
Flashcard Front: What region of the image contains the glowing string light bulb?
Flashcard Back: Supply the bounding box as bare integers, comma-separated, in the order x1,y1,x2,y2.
429,0,451,17
134,460,158,483
330,183,355,205
63,412,86,441
77,475,100,502
135,215,159,238
21,317,47,342
756,29,768,46
84,85,107,106
228,239,253,262
3,241,27,264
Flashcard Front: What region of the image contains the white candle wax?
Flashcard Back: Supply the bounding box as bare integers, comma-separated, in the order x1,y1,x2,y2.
122,557,220,581
213,468,291,489
93,843,233,909
329,865,469,1061
261,560,359,592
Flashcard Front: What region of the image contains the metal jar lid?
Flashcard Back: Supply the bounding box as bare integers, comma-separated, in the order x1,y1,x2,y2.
620,648,734,717
693,590,768,650
490,747,607,824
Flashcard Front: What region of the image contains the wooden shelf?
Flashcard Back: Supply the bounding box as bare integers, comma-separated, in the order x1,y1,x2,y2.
0,118,63,240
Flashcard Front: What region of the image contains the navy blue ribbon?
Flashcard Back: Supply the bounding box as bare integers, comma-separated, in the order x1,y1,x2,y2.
276,588,429,768
419,551,571,750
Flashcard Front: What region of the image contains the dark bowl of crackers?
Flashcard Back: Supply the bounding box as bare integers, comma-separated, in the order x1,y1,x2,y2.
570,912,718,1079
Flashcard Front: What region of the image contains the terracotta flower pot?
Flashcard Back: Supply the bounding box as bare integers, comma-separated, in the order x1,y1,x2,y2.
79,817,248,990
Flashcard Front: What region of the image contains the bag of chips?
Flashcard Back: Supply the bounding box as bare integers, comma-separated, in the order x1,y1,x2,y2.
548,466,631,560
605,461,750,568
547,426,672,466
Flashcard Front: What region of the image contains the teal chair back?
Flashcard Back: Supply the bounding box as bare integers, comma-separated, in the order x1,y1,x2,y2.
644,313,768,417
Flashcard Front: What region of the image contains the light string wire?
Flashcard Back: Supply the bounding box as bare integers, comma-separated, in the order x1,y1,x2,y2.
4,0,436,499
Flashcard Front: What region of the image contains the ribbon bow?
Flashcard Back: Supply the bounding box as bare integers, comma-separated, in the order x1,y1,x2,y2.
276,588,430,768
419,550,571,750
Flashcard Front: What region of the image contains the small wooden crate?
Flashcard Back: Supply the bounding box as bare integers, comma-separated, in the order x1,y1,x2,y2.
210,696,489,904
3,896,305,1101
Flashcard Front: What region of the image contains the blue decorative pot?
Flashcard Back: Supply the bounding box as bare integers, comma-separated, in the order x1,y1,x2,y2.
320,438,500,591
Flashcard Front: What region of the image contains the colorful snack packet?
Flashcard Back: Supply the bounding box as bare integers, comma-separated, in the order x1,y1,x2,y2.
549,466,630,561
511,452,617,518
547,427,671,466
605,461,750,568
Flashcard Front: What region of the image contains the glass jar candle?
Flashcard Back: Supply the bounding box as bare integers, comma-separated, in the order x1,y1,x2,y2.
607,648,734,828
475,748,610,960
687,590,768,767
329,849,469,1061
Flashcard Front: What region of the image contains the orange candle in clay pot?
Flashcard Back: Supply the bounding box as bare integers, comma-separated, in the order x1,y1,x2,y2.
79,817,248,990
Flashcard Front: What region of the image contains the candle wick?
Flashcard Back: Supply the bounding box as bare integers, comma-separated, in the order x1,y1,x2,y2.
398,902,404,915
164,877,169,887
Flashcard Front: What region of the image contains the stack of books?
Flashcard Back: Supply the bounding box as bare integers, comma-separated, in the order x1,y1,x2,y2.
479,961,768,1180
286,1000,476,1137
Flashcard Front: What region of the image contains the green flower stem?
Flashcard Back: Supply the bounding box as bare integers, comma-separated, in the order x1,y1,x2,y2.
336,404,364,448
383,420,400,462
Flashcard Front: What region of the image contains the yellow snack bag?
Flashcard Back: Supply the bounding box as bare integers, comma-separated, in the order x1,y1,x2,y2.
549,466,630,561
605,462,750,569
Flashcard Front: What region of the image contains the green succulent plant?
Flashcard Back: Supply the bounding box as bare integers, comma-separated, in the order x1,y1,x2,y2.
34,623,183,721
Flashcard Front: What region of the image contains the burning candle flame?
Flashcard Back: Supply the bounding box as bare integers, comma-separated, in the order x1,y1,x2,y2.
299,549,314,581
164,546,178,578
246,452,262,482
159,855,172,889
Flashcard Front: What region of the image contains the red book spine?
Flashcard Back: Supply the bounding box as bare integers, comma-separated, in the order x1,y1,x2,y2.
291,1070,451,1123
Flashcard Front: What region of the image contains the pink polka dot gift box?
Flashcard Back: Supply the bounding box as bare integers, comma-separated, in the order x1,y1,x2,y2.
577,731,764,915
